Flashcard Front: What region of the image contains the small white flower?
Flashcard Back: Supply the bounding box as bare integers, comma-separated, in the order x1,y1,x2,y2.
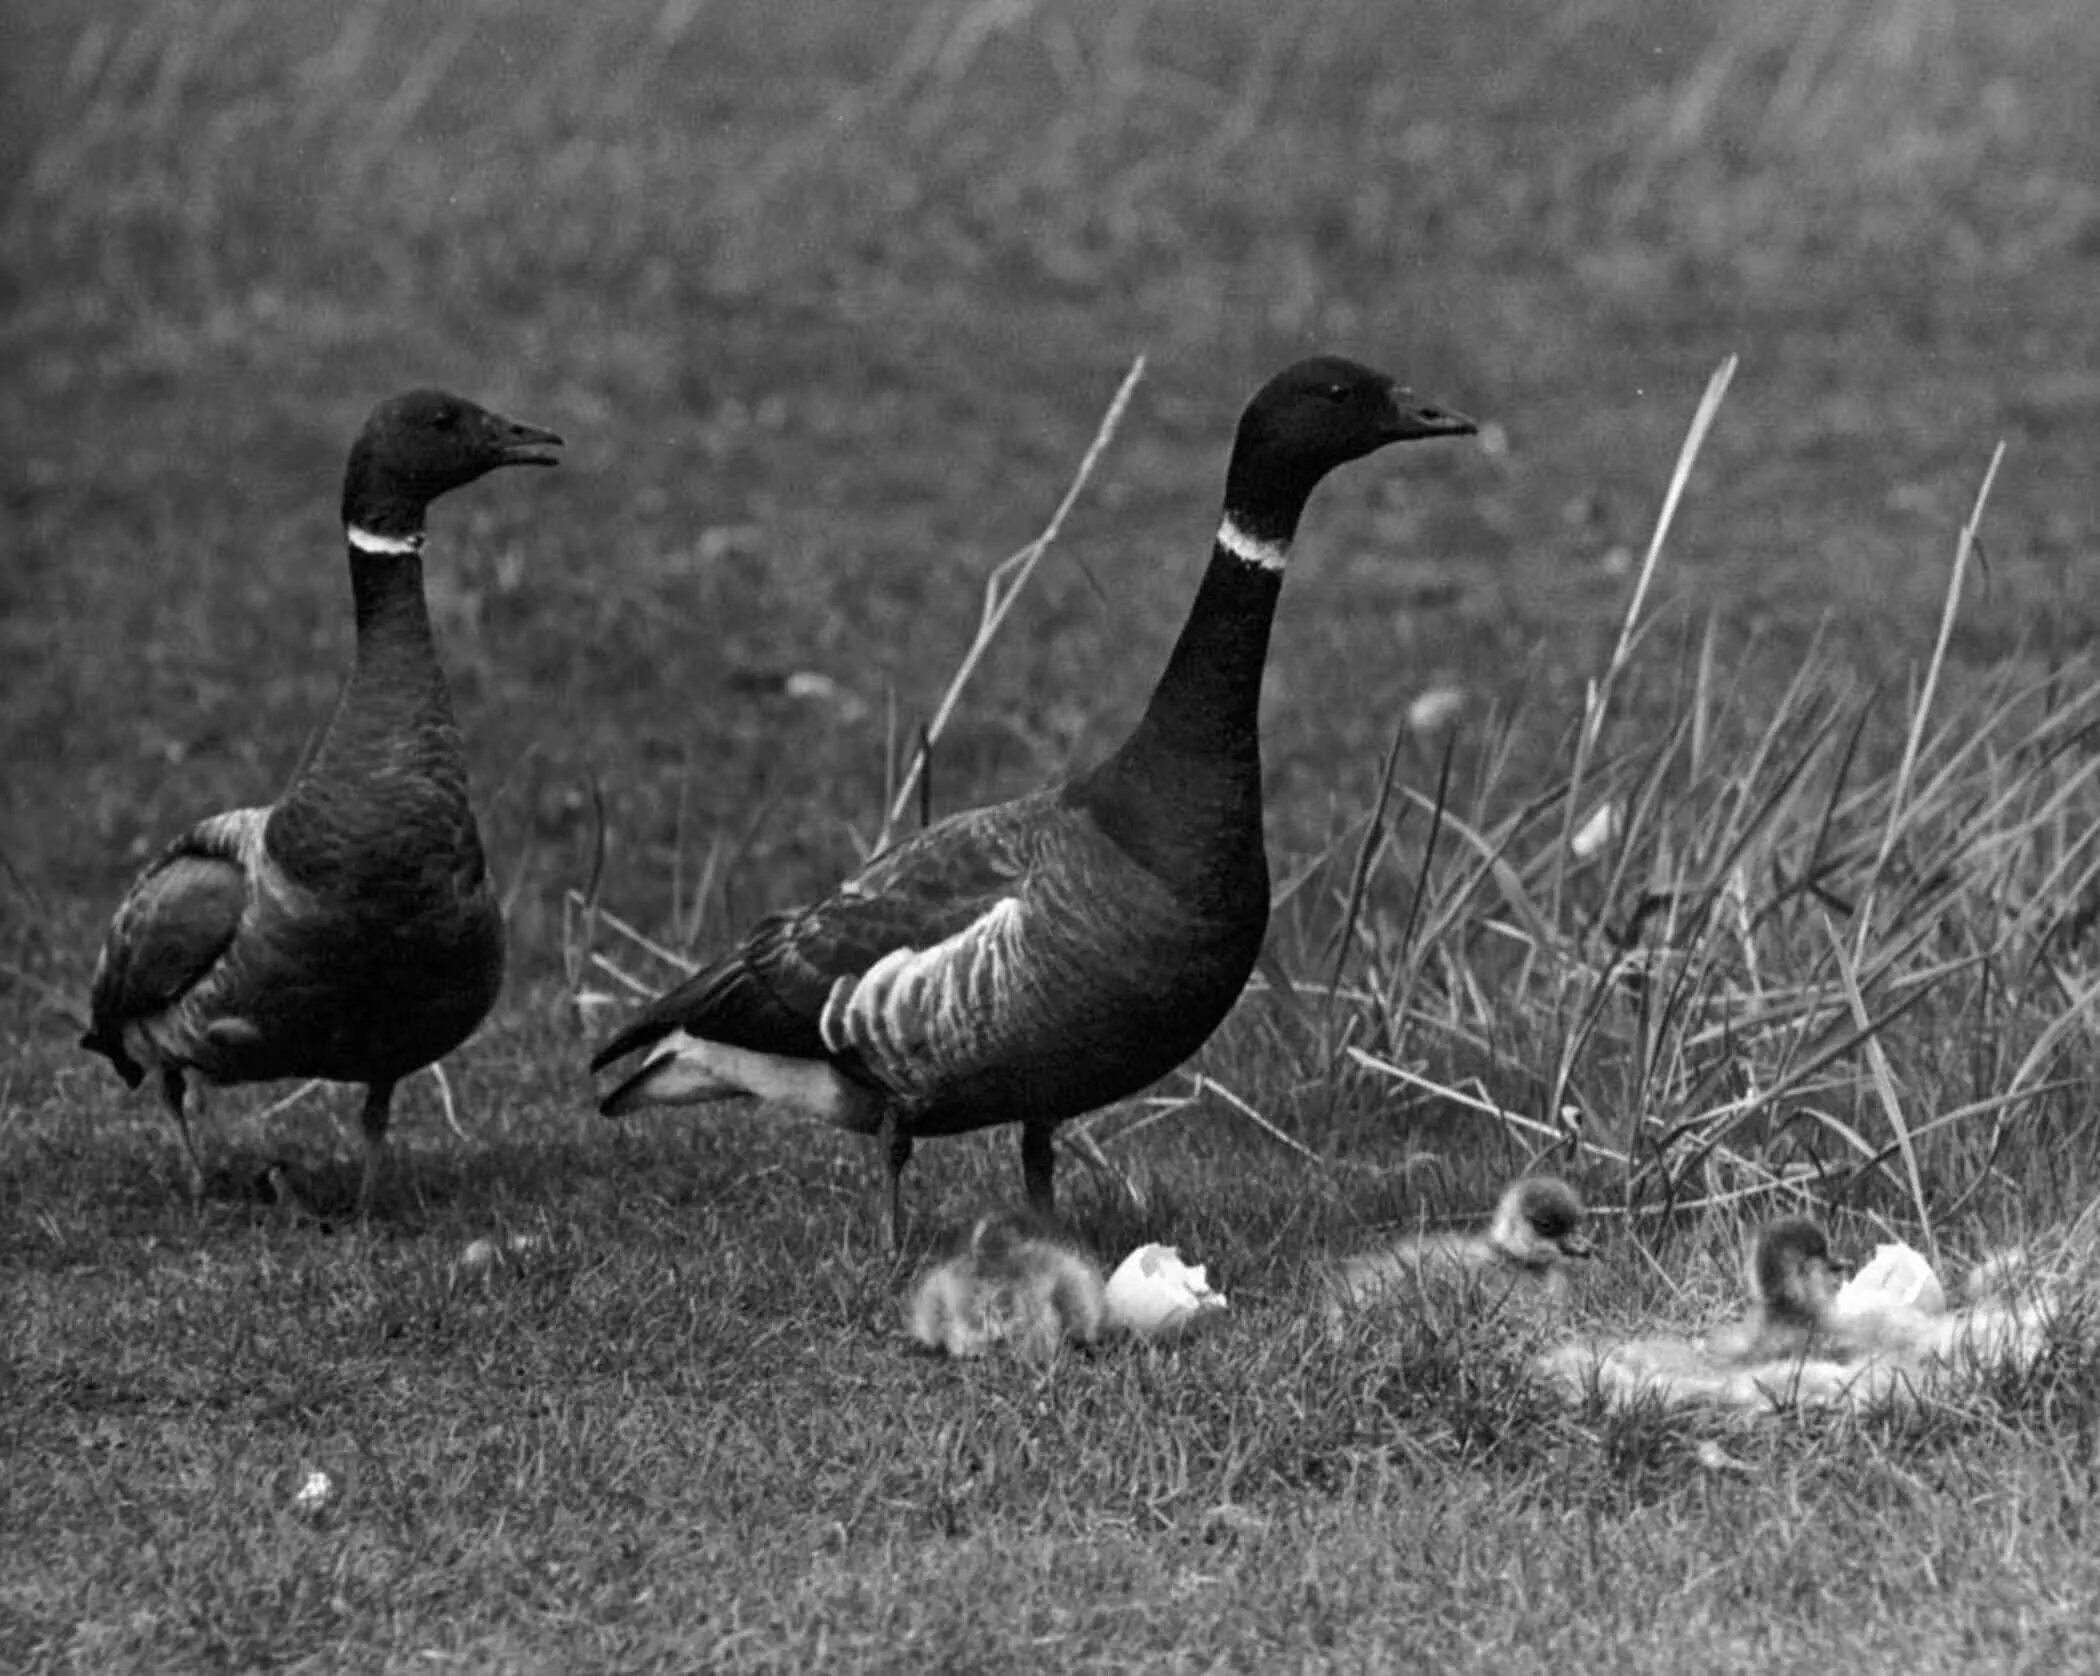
1407,685,1466,733
780,671,866,720
1570,801,1621,860
457,1233,543,1273
1105,1244,1228,1338
1694,1440,1751,1476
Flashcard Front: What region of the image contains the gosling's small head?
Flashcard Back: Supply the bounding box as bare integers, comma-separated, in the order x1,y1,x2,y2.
1749,1216,1845,1322
1490,1176,1595,1270
961,1206,1068,1269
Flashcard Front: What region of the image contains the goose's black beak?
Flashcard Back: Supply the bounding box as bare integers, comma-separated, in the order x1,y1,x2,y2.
1385,388,1478,443
494,419,564,468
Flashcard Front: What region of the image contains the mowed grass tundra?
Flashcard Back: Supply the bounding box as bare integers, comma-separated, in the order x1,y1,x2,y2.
7,0,2100,1670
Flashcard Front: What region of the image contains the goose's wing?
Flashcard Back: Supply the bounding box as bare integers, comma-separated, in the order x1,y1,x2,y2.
81,809,267,1082
591,788,1084,1088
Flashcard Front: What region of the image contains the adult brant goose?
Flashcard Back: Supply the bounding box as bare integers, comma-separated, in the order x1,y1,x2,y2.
80,389,562,1212
591,356,1476,1246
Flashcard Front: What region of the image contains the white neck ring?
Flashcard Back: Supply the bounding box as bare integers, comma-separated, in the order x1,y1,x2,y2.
1215,513,1289,572
346,525,425,556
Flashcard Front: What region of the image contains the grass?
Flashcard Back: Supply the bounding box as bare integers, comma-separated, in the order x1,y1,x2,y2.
7,0,2100,1668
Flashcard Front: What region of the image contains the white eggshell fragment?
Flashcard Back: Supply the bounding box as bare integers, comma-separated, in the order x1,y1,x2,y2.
1836,1242,1946,1317
1104,1244,1228,1338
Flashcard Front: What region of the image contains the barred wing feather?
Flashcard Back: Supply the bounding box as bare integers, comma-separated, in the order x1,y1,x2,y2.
591,790,1074,1081
820,894,1030,1097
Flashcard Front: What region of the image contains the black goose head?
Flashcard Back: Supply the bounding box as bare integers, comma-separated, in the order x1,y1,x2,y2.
1222,355,1476,543
1750,1216,1844,1322
341,389,563,538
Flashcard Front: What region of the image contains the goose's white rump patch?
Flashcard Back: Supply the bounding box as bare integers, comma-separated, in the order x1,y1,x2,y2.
1214,513,1289,572
615,1030,870,1128
346,525,426,556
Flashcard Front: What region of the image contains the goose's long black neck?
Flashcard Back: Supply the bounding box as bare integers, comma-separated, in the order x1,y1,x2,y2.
347,539,444,693
1109,462,1318,773
288,526,461,799
1115,534,1282,767
330,467,451,708
1077,478,1317,908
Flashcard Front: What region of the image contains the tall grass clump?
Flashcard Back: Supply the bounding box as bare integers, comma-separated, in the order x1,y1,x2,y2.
1229,384,2100,1251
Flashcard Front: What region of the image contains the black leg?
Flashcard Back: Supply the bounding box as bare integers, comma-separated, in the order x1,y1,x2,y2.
1021,1120,1055,1215
357,1079,397,1217
882,1110,914,1251
160,1066,207,1203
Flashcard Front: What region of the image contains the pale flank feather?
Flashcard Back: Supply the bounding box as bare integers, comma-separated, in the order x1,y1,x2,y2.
820,897,1027,1095
112,809,277,1075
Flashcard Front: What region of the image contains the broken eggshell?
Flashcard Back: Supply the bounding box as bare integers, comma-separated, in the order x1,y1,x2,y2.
1104,1244,1228,1338
1835,1241,1947,1318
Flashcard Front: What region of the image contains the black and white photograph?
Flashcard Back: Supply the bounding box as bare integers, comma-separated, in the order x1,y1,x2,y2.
7,0,2100,1668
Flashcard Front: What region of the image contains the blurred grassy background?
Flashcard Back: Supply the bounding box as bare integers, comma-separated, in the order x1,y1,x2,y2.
6,0,2097,960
